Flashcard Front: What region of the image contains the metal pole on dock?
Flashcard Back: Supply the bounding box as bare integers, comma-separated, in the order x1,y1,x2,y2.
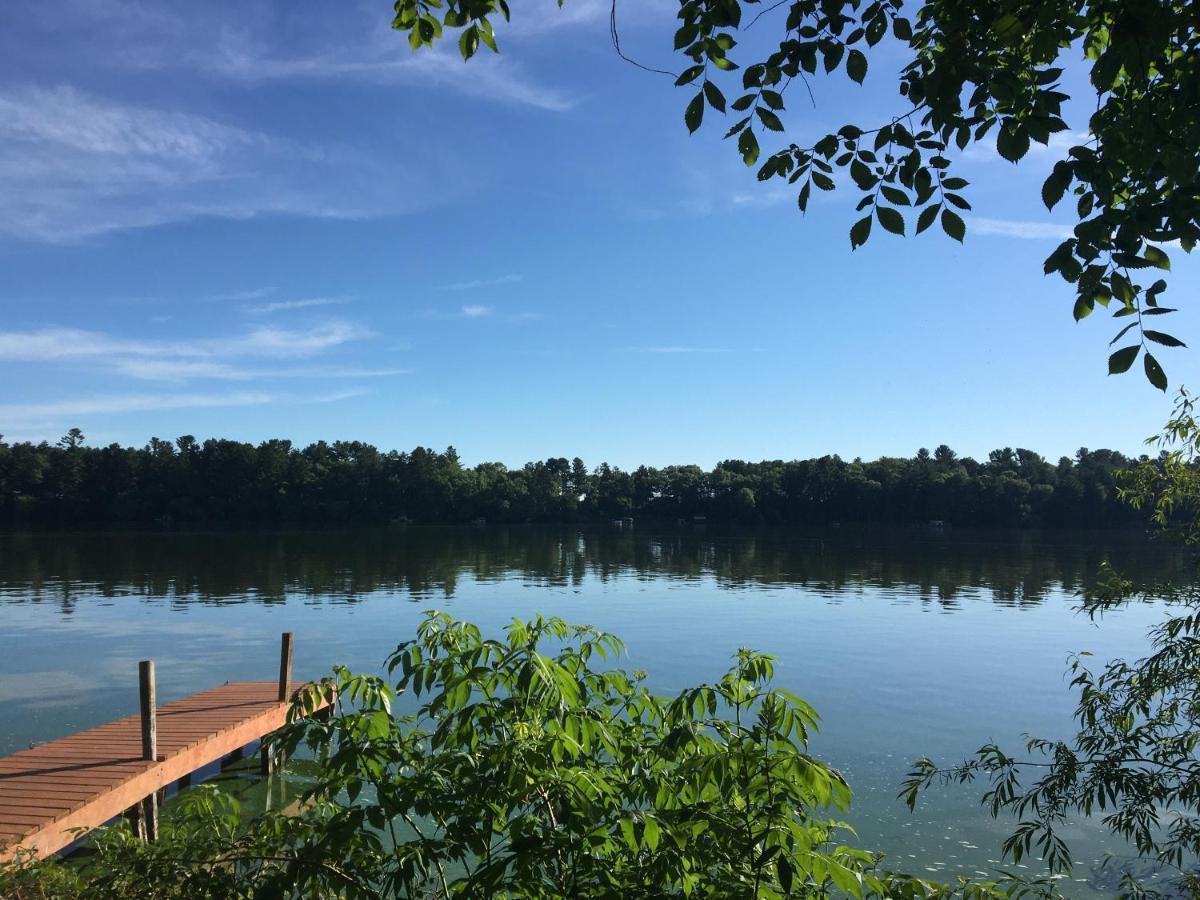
138,660,159,842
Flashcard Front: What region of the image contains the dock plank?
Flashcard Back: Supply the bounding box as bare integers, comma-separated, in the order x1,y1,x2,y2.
0,681,327,861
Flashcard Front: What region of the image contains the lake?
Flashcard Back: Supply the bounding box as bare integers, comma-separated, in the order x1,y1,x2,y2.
0,525,1186,895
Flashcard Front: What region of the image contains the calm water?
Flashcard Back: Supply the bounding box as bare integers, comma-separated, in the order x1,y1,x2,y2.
0,526,1188,894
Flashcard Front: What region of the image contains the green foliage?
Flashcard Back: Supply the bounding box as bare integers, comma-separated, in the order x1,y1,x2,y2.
279,611,883,897
385,0,1198,389
0,850,87,899
1118,388,1200,536
0,784,374,898
901,391,1200,899
1,613,1054,898
0,433,1150,528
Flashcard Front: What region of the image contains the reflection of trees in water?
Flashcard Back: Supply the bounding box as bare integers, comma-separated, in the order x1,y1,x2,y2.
0,527,1185,614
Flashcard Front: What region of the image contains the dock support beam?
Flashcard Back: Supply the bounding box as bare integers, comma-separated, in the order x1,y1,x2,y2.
138,660,159,842
262,632,295,777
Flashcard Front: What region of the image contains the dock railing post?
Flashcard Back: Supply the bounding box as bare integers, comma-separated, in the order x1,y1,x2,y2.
138,660,159,842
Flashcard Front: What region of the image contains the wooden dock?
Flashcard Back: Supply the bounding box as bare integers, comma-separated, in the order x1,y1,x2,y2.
0,634,329,861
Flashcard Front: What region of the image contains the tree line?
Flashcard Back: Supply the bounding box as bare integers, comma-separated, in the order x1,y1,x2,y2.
0,430,1153,529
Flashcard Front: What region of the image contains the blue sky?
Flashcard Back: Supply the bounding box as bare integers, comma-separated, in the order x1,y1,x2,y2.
1,0,1195,468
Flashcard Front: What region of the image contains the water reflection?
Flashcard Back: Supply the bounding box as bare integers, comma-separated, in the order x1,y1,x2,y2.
0,526,1184,611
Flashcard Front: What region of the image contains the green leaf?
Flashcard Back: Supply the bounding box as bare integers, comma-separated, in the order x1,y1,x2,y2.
756,107,784,132
1108,344,1139,374
724,116,750,138
458,26,479,60
880,185,911,206
797,181,811,212
1145,330,1185,348
822,42,845,73
703,80,726,113
1143,351,1167,391
365,709,391,739
738,128,760,166
849,159,875,190
1144,246,1170,270
1113,252,1152,269
642,817,661,851
813,134,838,157
778,856,794,893
685,92,704,134
846,49,867,84
850,215,872,249
941,209,965,242
916,204,938,234
757,155,780,180
1109,322,1138,346
675,65,704,86
476,17,497,51
1041,162,1072,210
811,171,835,191
619,817,638,850
674,24,698,50
1073,295,1094,320
997,123,1030,162
876,206,905,235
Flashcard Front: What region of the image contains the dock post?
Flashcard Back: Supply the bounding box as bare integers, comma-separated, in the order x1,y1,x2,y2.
124,804,146,841
260,736,274,777
139,660,159,842
278,632,294,702
262,632,295,777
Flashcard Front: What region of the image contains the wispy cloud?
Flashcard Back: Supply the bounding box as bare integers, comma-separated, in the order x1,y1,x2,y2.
0,322,398,381
438,273,524,291
8,2,578,112
500,0,679,40
311,388,370,404
0,390,275,421
209,38,576,112
0,386,367,428
0,85,441,241
207,287,277,303
461,305,492,318
626,346,742,354
731,186,793,209
243,296,352,314
969,218,1074,240
0,84,261,240
0,0,592,242
109,360,410,382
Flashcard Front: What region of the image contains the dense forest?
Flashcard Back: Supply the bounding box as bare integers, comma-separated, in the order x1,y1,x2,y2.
0,429,1153,529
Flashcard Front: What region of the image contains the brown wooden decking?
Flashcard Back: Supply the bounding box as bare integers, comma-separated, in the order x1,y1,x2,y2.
0,680,326,861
